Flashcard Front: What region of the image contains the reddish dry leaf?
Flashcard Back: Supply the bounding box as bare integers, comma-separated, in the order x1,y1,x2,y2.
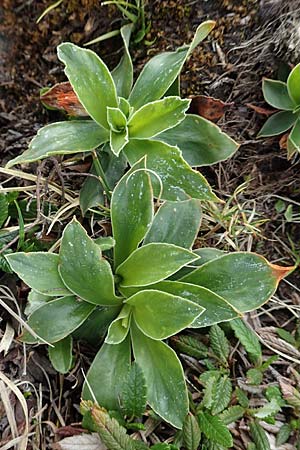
56,426,87,438
188,95,233,121
40,82,87,116
246,103,275,116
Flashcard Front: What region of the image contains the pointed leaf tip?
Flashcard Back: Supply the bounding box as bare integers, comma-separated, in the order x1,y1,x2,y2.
270,263,295,282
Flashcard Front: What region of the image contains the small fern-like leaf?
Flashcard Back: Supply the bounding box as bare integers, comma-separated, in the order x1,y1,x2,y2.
230,319,262,363
211,376,232,415
121,363,147,418
249,421,271,450
198,411,233,448
182,414,201,450
209,325,229,364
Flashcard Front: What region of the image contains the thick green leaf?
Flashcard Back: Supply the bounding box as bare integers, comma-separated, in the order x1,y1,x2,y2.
58,43,118,128
131,321,188,428
0,194,8,228
48,335,73,373
6,121,109,168
121,362,147,417
128,97,190,139
257,110,296,137
79,162,105,216
73,305,120,345
262,79,296,110
83,336,131,410
288,117,300,153
148,281,238,327
105,304,131,344
107,107,127,132
124,139,219,202
182,414,201,450
287,63,300,105
230,318,262,363
25,289,50,316
128,21,215,109
110,128,129,156
6,252,70,297
111,24,133,98
117,243,199,287
193,248,226,265
126,289,203,339
198,411,233,447
94,236,115,251
157,115,239,166
111,167,153,268
180,252,292,312
143,199,201,249
59,219,121,306
21,296,95,343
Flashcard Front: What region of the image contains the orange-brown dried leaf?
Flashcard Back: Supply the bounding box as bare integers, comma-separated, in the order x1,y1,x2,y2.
188,95,233,121
246,103,275,116
40,82,87,116
279,133,289,150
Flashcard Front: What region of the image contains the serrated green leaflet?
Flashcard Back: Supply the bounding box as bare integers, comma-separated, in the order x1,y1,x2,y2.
117,243,199,287
157,115,239,166
209,324,230,363
58,43,118,128
59,219,121,306
128,97,190,139
131,321,188,428
21,296,95,343
262,79,296,110
6,121,109,168
182,414,201,450
111,167,153,268
230,318,262,362
287,63,300,105
180,252,289,312
83,336,131,410
126,289,203,339
143,199,202,249
121,362,147,418
6,252,70,297
198,411,233,447
124,139,220,201
128,21,215,109
48,335,73,373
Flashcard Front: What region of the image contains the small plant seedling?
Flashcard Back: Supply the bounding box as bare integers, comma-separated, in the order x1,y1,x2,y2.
258,63,300,157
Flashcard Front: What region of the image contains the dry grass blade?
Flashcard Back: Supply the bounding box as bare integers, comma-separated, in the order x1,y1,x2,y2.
0,372,29,450
0,322,15,355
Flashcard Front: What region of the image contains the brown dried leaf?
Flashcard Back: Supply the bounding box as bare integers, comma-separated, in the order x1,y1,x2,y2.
279,133,289,150
188,95,233,121
53,433,106,450
246,103,275,116
41,82,87,116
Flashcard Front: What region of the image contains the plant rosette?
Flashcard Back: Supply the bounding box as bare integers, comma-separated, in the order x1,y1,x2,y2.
258,63,300,157
6,21,240,215
6,164,294,429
